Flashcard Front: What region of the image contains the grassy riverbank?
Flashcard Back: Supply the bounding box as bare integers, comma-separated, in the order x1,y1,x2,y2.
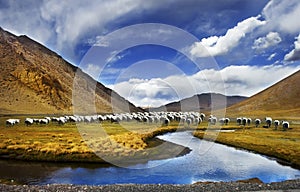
0,117,194,165
194,122,300,168
1,116,300,168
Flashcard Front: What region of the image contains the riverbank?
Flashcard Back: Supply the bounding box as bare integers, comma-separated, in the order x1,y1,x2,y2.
0,120,192,165
0,179,299,192
1,116,300,168
193,123,300,169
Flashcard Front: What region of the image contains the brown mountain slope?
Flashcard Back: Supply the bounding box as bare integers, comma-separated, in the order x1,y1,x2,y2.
0,27,143,115
226,69,300,118
149,93,247,112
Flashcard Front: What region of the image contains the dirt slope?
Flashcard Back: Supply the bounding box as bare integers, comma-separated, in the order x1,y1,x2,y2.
226,69,300,118
0,27,143,115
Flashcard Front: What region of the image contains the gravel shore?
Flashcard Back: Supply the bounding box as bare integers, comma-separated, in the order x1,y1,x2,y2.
0,179,299,192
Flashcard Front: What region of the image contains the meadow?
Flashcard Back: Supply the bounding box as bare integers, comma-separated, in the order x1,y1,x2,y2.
0,116,193,165
0,115,300,168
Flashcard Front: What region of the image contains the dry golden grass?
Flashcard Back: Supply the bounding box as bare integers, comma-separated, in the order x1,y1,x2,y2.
1,115,300,167
0,116,190,163
194,121,300,168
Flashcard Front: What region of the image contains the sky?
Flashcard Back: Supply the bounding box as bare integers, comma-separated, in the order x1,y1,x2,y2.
1,0,300,108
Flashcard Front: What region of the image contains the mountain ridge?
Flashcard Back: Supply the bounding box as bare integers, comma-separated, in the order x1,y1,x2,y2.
0,27,143,115
148,93,248,112
226,69,300,118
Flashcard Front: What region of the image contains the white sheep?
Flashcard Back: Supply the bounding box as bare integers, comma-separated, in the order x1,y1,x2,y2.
58,117,67,125
162,117,170,126
247,118,252,126
224,118,230,125
186,118,192,127
254,119,261,127
194,117,201,126
281,121,289,131
25,118,34,126
219,118,225,125
208,116,217,125
6,119,20,126
200,113,206,121
265,117,272,128
242,117,248,126
39,118,49,125
274,120,280,130
236,117,242,125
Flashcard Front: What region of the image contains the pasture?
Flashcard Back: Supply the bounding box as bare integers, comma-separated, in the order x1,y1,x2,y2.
0,116,194,164
0,114,300,168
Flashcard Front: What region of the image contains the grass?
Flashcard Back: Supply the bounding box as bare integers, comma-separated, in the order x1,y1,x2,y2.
0,116,192,164
193,121,300,169
1,115,300,168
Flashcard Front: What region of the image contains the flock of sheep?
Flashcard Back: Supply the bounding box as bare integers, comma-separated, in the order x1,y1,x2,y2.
4,111,290,131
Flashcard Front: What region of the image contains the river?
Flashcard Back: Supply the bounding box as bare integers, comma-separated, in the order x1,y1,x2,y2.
0,131,299,185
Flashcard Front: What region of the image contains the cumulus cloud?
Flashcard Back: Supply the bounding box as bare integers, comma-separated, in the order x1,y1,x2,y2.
252,32,281,51
108,65,299,107
190,16,266,58
263,0,300,34
284,34,300,61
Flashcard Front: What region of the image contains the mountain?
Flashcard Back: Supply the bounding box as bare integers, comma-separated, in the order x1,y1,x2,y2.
149,93,247,112
226,69,300,118
0,27,143,115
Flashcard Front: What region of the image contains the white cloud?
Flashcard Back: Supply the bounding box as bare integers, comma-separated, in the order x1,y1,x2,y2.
0,0,167,63
40,0,144,60
190,16,266,58
0,1,52,45
252,32,282,51
267,53,276,61
284,34,300,61
83,64,102,80
263,0,300,34
108,64,299,107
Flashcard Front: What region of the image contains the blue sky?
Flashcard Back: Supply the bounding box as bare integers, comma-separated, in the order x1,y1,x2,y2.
1,0,300,107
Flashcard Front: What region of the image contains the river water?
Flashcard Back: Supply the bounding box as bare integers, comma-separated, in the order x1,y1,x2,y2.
1,131,299,185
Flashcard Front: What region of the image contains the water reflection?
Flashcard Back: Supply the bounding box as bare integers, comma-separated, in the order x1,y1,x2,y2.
0,131,299,185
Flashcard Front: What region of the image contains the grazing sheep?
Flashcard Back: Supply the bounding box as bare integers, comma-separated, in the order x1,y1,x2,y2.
194,117,201,126
265,117,272,128
58,117,67,125
39,118,49,125
282,121,289,131
45,117,51,122
208,116,217,125
242,117,247,126
254,119,261,127
219,118,225,125
247,118,252,126
162,117,170,126
274,120,280,130
224,118,230,125
200,113,205,121
33,119,40,124
236,118,242,125
186,118,192,127
25,118,34,126
6,119,20,126
69,116,78,122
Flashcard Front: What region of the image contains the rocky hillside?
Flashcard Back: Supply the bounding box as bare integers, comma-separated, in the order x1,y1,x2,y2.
0,27,143,115
226,69,300,118
149,93,247,112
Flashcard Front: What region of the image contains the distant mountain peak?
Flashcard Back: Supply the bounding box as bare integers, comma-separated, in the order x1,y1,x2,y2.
148,93,248,112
